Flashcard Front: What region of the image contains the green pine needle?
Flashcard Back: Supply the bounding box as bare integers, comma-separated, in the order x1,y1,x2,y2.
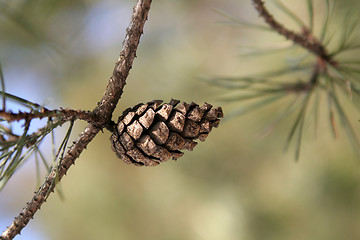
0,91,46,110
284,90,312,160
211,0,360,160
307,0,314,31
0,117,67,191
271,0,306,28
214,8,271,31
0,63,5,110
224,93,286,121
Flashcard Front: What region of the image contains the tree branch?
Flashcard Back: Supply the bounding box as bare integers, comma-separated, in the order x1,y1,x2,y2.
0,109,96,123
0,0,152,239
92,0,152,126
251,0,332,62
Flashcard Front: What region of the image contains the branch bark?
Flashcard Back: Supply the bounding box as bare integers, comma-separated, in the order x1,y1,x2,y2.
1,0,152,239
251,0,332,62
0,109,97,123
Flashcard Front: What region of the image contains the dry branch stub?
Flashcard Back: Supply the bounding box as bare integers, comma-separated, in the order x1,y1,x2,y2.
110,99,223,166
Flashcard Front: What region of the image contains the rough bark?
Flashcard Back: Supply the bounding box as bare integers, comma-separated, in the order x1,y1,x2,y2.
251,0,331,62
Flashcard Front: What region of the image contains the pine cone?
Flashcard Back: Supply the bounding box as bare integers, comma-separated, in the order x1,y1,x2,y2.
110,99,223,166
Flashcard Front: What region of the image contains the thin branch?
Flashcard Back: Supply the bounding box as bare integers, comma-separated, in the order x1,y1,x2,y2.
92,0,152,126
251,0,332,62
0,0,152,239
0,108,97,123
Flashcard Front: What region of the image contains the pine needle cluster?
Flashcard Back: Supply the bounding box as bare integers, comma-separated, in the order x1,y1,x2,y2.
209,0,360,159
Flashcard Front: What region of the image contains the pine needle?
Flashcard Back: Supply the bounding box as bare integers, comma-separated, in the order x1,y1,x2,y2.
0,91,46,110
271,0,306,28
224,93,285,121
256,94,301,139
214,8,272,31
0,63,5,110
307,0,314,31
284,90,312,160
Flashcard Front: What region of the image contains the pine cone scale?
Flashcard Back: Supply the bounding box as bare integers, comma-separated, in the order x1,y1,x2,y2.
152,146,171,161
182,120,200,138
119,132,134,151
122,111,136,125
127,120,143,140
149,121,169,145
139,108,155,129
167,111,185,133
164,132,185,151
137,135,157,156
156,104,173,121
175,102,189,115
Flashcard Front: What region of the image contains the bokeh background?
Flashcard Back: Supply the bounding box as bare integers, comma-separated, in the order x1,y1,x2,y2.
1,0,360,239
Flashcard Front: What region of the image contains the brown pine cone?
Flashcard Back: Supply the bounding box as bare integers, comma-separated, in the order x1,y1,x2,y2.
110,99,223,166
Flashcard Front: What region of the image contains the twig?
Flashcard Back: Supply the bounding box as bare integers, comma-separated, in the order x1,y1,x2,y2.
251,0,332,62
0,0,152,239
0,108,97,123
92,0,152,126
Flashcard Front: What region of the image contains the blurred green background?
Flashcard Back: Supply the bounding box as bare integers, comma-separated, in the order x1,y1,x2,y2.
1,0,360,239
